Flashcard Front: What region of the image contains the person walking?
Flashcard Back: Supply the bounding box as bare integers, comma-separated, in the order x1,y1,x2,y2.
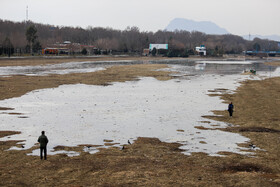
228,102,234,117
38,131,49,160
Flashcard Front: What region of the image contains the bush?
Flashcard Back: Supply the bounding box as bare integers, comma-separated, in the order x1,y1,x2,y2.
167,49,188,58
33,41,42,54
2,37,14,57
151,47,157,56
158,49,168,55
93,49,101,55
81,48,88,55
101,50,108,55
181,48,189,57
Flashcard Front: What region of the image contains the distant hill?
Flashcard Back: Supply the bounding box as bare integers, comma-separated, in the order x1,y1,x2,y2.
242,34,280,42
165,18,229,35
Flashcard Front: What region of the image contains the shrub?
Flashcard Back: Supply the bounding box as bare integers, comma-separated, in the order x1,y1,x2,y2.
81,48,88,55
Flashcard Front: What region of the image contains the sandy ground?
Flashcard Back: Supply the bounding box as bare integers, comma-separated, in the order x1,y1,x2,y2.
0,57,280,186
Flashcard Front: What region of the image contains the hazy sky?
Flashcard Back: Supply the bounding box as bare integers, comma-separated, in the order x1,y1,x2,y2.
1,0,279,36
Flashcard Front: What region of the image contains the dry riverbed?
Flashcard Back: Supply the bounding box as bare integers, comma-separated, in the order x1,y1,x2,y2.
0,57,279,186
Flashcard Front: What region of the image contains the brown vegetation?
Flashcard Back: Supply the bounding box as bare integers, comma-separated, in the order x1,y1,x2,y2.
1,135,279,186
265,61,280,66
206,77,280,182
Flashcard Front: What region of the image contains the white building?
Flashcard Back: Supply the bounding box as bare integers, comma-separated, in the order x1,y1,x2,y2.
149,44,168,50
195,45,206,56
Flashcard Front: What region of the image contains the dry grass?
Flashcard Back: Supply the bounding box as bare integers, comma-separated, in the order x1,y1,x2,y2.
0,57,280,186
264,61,280,66
1,136,279,187
206,77,280,184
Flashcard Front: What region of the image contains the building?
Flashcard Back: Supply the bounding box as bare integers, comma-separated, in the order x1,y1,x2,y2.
149,44,168,51
143,49,150,56
42,41,96,55
195,45,206,56
42,48,60,55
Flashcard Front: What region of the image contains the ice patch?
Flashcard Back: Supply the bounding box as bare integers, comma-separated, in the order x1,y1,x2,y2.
198,60,254,65
0,61,107,77
0,75,253,157
0,61,278,157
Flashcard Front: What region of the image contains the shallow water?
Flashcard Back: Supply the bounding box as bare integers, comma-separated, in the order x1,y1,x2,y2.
0,61,107,76
0,60,279,157
0,59,177,77
0,59,276,77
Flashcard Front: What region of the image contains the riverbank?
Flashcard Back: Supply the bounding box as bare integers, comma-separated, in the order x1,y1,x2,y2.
0,58,279,186
1,55,278,67
0,56,173,67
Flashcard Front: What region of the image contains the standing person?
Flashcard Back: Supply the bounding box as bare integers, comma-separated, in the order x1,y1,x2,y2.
228,102,234,117
38,131,49,160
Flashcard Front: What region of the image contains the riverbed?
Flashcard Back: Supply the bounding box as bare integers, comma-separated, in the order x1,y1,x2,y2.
0,59,278,157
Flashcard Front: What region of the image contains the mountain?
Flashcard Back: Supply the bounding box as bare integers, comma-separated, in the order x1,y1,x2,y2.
242,34,280,42
165,18,229,35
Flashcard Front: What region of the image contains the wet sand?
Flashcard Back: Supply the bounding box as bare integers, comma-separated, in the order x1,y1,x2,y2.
0,57,280,186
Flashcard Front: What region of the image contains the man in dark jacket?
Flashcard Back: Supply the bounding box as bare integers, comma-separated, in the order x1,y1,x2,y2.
38,131,49,160
228,102,234,117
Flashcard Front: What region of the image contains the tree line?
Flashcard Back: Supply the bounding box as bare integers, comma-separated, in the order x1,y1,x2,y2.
0,19,279,56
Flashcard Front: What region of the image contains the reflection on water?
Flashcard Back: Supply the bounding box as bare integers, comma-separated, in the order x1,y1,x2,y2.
0,59,278,77
177,61,278,75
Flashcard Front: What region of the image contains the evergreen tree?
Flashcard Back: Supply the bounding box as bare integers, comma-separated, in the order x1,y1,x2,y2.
33,41,42,54
2,37,14,57
81,48,88,55
25,25,38,55
151,47,157,56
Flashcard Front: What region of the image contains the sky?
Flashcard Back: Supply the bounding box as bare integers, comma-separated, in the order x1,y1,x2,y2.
0,0,279,36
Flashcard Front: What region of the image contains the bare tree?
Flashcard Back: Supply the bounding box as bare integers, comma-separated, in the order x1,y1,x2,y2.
1,19,279,55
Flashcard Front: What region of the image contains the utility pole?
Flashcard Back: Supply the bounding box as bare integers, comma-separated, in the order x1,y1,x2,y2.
26,6,28,22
